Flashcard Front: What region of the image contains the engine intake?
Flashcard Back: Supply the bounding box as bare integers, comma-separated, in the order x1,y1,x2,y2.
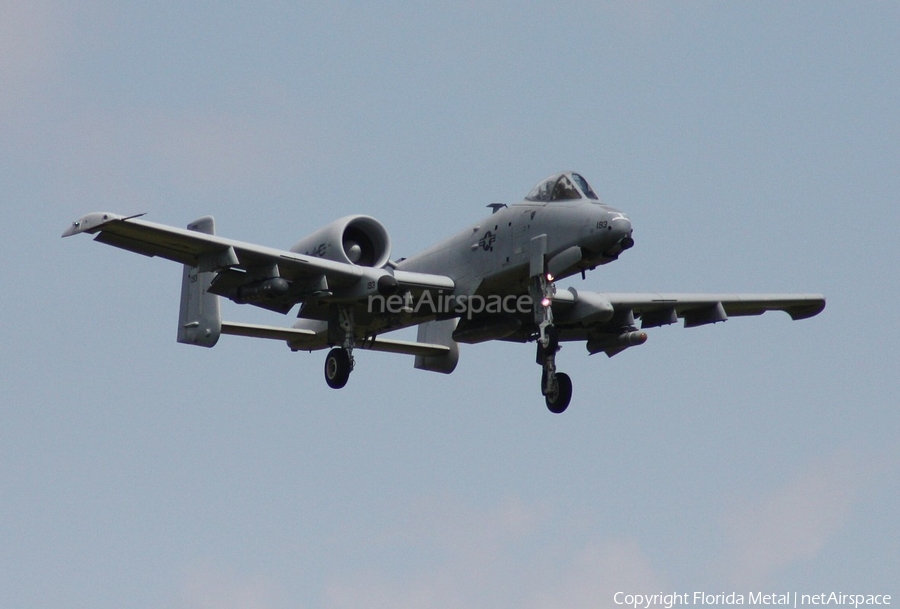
290,215,392,268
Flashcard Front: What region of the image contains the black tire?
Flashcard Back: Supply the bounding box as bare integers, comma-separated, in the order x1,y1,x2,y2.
545,372,572,414
324,348,351,389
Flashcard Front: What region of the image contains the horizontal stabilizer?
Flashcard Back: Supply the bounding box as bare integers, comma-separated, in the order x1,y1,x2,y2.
360,337,451,357
220,321,449,357
221,321,316,342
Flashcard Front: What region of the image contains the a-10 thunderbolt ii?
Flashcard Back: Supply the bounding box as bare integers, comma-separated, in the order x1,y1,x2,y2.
63,171,825,413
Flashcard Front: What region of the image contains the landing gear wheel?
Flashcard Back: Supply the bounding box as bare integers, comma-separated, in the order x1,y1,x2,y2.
324,348,352,389
544,372,572,414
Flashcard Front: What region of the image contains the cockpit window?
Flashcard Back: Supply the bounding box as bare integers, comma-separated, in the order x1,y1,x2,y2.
525,172,600,202
526,176,556,201
570,173,599,200
552,175,581,200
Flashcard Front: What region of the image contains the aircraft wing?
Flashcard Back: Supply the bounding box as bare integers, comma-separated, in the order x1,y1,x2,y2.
604,292,826,327
548,290,825,357
62,212,454,311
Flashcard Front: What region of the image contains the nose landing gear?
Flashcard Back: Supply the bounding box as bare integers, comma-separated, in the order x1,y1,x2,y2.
527,236,573,413
536,321,573,414
543,370,572,414
531,268,573,413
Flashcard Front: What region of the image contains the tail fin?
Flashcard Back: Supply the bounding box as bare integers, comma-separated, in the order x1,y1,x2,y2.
177,216,222,347
414,318,460,374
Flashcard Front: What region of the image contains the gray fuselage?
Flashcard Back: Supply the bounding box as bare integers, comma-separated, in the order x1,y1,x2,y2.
397,196,633,297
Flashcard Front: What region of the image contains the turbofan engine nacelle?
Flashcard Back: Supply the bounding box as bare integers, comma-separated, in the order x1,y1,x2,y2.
290,215,392,268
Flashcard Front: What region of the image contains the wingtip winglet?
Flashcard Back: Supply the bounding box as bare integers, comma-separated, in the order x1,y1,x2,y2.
61,212,126,238
787,296,826,321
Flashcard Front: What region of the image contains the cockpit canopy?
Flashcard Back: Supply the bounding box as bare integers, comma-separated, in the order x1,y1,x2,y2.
525,172,600,202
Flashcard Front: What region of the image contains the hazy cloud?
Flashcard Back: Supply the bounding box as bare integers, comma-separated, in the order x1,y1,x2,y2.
720,448,884,586
525,539,667,609
0,1,57,84
322,496,664,609
177,564,281,609
29,101,332,211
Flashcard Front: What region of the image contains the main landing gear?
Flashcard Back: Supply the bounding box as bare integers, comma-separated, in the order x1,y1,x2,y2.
534,271,573,414
537,327,572,414
324,347,352,389
320,295,575,412
324,305,355,389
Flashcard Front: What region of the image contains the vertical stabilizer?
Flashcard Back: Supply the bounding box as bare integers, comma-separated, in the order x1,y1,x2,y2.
414,318,460,374
177,217,222,347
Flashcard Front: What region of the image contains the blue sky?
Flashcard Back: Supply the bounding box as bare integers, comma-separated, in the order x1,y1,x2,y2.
2,2,898,608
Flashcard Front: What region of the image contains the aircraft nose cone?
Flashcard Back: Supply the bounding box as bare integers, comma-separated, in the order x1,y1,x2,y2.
611,213,631,236
603,211,634,254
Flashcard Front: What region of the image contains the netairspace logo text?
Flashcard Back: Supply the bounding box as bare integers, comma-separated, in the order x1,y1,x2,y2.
613,591,892,609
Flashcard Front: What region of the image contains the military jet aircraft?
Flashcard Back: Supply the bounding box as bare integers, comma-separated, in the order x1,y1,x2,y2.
63,171,824,413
